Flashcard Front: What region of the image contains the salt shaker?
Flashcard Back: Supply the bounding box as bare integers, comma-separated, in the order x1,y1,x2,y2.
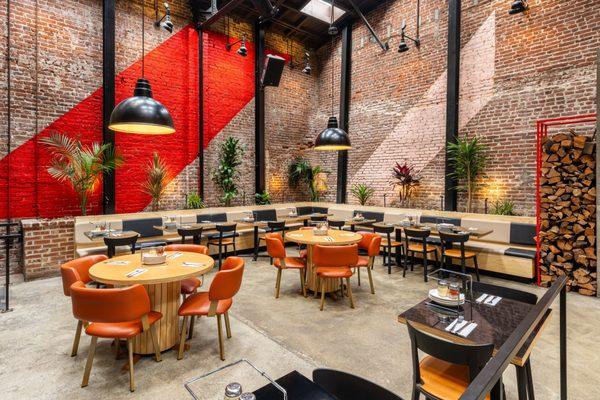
225,382,243,400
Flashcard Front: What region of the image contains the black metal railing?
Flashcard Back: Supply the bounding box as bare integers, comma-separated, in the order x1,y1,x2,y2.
1,221,23,313
460,274,568,400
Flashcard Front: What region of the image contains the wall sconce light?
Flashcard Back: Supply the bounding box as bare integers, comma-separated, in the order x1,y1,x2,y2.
508,0,529,15
302,53,312,75
398,20,420,53
226,34,248,57
154,2,174,33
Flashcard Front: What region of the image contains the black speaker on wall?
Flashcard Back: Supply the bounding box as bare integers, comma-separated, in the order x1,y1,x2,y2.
261,54,285,87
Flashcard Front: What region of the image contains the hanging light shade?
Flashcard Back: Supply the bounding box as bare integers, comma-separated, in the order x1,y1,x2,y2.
109,78,175,134
314,0,351,151
314,117,351,151
108,1,174,135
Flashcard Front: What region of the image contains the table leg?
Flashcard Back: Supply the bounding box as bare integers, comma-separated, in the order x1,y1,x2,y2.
133,281,180,355
253,226,259,261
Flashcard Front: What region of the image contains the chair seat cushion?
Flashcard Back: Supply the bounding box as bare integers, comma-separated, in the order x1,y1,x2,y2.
356,255,370,267
444,249,477,259
381,239,402,247
274,257,306,269
316,266,353,278
208,238,235,246
504,247,536,259
408,243,438,253
85,311,162,339
179,291,232,316
419,356,490,400
180,277,202,294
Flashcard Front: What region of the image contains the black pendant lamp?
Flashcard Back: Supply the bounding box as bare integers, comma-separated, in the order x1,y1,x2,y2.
109,1,174,135
314,0,351,151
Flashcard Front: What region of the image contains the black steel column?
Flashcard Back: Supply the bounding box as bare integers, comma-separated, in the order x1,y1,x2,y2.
444,0,461,211
102,0,116,214
337,25,352,204
198,25,205,199
254,19,266,196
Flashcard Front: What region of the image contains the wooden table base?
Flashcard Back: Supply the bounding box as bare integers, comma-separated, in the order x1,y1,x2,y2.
133,281,181,355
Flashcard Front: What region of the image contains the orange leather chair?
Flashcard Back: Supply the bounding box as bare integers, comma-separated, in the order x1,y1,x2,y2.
165,244,209,298
60,255,108,357
313,244,359,311
355,232,381,294
70,282,162,392
177,256,244,361
265,233,307,298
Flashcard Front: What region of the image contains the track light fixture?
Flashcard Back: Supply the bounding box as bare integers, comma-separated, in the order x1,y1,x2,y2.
508,0,529,15
302,53,312,75
154,2,174,33
398,21,420,53
226,34,248,57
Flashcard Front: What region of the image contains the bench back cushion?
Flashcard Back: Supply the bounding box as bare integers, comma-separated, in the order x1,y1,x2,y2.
461,217,510,244
510,223,536,246
253,209,277,221
197,213,228,223
313,206,329,214
420,214,462,227
122,217,163,238
296,206,314,216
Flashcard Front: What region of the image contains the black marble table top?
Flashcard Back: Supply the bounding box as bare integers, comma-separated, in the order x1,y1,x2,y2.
398,292,551,366
254,371,336,400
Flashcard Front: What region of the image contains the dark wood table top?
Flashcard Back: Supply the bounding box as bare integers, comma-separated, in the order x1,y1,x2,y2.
374,222,493,238
398,293,551,366
84,230,139,242
254,371,335,400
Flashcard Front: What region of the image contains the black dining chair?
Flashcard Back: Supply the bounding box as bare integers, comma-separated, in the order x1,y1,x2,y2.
403,227,439,282
310,215,327,225
327,219,345,230
207,223,238,269
103,235,138,258
473,281,538,400
260,221,286,263
407,321,495,400
439,231,481,281
177,226,203,245
373,224,404,274
313,368,404,400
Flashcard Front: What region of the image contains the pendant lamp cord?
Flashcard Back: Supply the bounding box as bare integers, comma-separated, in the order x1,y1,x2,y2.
330,0,335,117
141,0,145,78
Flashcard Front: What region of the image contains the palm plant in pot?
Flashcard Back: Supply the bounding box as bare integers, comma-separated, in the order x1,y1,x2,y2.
350,183,375,205
391,162,420,207
41,133,123,215
212,137,245,206
447,135,488,213
142,152,169,211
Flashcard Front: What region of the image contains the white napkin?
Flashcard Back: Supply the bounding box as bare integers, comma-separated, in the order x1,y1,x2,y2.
458,322,478,337
168,252,183,259
451,320,468,334
445,318,465,332
475,293,488,304
182,262,207,267
485,296,502,306
126,268,147,277
324,236,334,242
105,260,130,265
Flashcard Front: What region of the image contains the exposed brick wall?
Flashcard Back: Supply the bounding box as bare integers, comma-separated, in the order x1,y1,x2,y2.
21,217,74,280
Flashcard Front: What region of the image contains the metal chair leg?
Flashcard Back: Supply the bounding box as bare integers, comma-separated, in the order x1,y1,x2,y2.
526,359,535,400
473,255,481,282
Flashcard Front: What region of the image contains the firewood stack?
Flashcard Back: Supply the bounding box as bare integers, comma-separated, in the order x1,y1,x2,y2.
539,130,597,296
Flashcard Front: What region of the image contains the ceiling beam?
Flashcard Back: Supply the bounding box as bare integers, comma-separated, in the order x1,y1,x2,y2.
199,0,246,28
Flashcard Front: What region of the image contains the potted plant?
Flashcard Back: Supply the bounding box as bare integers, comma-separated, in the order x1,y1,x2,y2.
310,166,329,202
142,152,169,211
255,190,271,205
447,135,488,213
350,183,375,205
212,137,245,206
186,192,205,209
391,162,420,207
491,199,516,216
288,157,312,189
41,133,123,215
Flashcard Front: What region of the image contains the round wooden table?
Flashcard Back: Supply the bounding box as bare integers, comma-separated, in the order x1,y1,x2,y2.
285,229,362,293
89,251,214,355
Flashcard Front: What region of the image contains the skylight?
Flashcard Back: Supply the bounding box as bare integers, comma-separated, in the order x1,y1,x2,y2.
300,0,346,24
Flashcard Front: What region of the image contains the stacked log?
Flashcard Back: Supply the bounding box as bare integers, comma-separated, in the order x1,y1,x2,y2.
539,130,597,296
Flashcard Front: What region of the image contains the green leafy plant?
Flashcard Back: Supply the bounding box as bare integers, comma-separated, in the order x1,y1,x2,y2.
350,183,375,205
447,136,488,213
391,162,421,206
288,157,313,189
212,137,245,206
491,199,516,216
186,192,205,209
40,133,123,215
255,190,271,205
142,152,169,211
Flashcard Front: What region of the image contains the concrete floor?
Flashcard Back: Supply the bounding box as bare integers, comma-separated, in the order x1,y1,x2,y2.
1,252,599,399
